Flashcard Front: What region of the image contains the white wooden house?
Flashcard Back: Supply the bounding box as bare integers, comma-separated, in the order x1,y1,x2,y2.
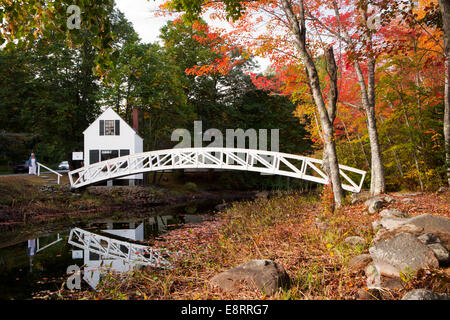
83,107,143,185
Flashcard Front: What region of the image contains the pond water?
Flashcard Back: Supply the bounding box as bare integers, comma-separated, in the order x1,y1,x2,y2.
0,198,232,300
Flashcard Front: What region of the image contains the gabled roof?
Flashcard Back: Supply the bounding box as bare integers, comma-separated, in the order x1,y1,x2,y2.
83,107,143,140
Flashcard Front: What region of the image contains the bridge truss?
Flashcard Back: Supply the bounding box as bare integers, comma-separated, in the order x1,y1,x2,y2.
69,148,366,193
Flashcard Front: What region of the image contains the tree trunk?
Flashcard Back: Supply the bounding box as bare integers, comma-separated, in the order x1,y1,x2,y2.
354,59,386,195
439,0,450,187
280,0,345,205
341,119,358,166
356,130,370,168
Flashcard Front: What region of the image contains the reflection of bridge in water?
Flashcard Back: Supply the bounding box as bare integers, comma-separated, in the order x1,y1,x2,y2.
69,148,366,193
68,226,174,289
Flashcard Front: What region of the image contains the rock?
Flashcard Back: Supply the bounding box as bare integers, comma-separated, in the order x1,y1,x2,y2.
417,233,441,245
383,195,396,204
314,218,328,232
380,209,410,219
400,192,421,197
365,264,381,289
344,236,365,246
351,192,370,205
427,243,449,264
401,198,415,204
372,224,424,243
437,186,447,194
210,260,290,295
348,254,372,270
369,233,439,277
356,288,382,300
367,198,384,215
406,214,450,236
380,277,404,291
376,217,410,231
401,289,449,300
372,220,383,231
255,191,269,199
215,203,230,211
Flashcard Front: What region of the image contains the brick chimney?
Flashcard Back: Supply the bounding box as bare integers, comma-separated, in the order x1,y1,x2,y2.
132,107,139,133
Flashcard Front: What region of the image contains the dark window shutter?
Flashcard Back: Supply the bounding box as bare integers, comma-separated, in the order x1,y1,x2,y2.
99,120,104,136
89,150,99,164
115,120,120,135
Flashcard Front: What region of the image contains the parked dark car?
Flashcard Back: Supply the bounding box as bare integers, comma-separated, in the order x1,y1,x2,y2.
13,161,28,173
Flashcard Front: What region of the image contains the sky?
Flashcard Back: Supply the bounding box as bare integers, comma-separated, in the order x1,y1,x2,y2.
115,0,169,44
114,0,270,72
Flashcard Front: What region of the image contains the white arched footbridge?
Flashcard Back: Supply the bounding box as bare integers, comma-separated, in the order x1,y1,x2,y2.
68,148,366,193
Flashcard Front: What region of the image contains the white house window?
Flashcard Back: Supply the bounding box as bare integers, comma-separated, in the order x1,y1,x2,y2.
99,119,120,136
105,120,115,135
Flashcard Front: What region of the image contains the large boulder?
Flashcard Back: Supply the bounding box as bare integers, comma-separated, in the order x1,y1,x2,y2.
372,224,423,243
372,214,450,239
401,289,449,300
372,217,410,231
369,233,439,277
210,260,290,295
405,214,450,236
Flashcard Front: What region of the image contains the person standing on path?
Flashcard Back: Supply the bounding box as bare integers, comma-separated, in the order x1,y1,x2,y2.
27,153,37,175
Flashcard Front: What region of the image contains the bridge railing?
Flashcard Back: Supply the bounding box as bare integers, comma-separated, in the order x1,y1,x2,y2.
68,148,366,193
37,162,63,184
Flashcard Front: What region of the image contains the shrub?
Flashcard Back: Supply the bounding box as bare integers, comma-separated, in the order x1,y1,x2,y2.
184,182,197,192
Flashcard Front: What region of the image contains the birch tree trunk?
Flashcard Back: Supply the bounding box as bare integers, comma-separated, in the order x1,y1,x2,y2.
354,58,386,195
439,0,450,187
327,1,385,195
281,0,345,205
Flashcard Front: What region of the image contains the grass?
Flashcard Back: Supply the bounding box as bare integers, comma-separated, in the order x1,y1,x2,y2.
54,192,368,300
57,190,450,300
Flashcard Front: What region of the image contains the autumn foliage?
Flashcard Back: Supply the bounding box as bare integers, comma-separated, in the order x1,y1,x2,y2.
159,0,448,191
